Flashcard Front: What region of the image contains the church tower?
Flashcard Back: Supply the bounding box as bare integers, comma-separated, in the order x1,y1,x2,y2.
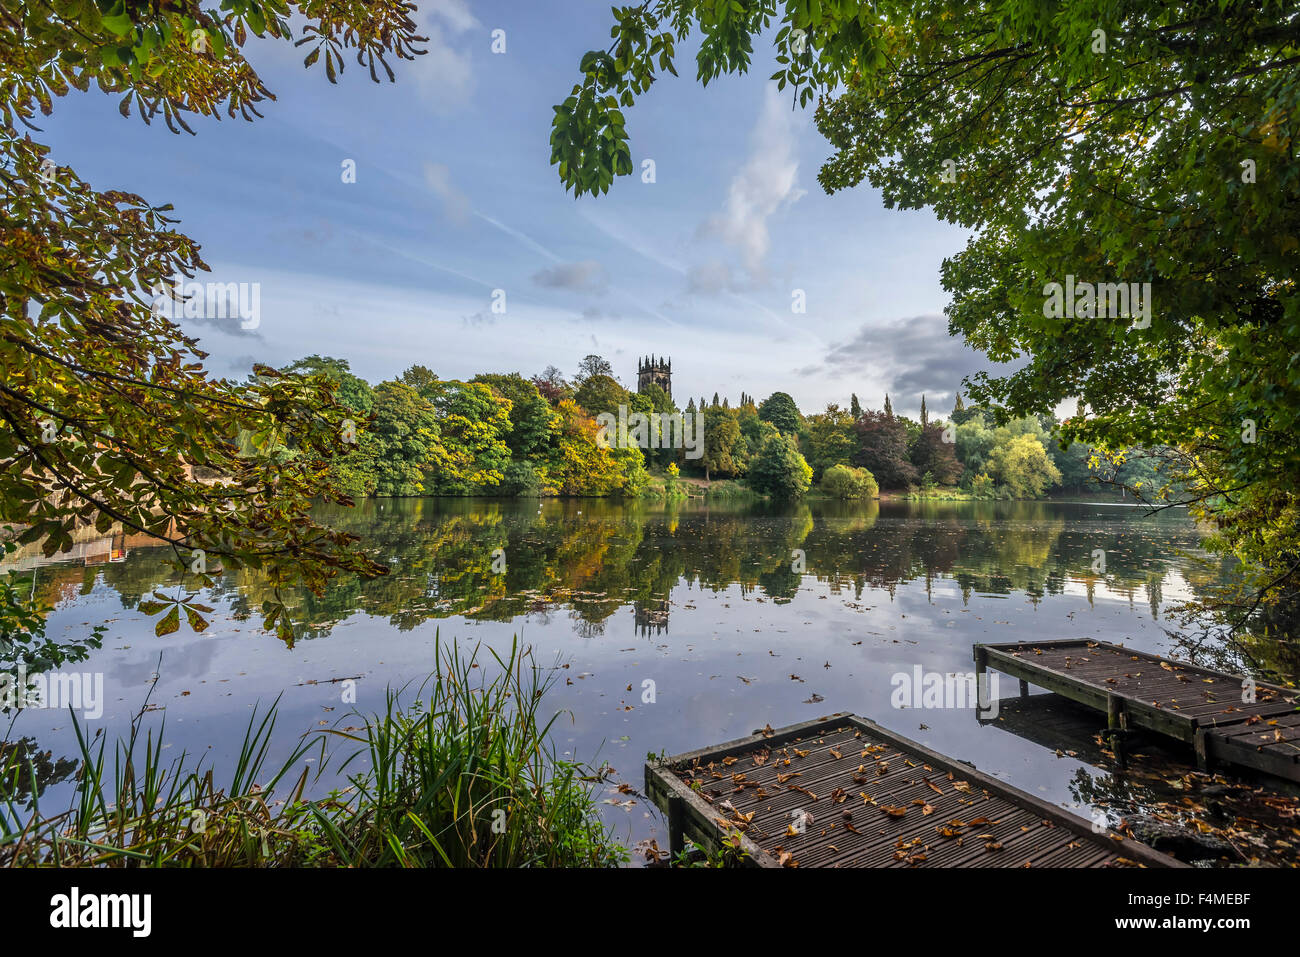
636,355,672,398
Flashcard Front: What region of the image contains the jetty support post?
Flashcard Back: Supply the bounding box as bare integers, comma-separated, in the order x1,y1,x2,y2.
1106,693,1128,766
667,794,686,857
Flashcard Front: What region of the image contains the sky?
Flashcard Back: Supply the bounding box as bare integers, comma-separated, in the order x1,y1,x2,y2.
41,0,1005,420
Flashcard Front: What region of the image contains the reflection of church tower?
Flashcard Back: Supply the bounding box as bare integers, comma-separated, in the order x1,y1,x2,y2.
637,355,672,398
633,599,670,637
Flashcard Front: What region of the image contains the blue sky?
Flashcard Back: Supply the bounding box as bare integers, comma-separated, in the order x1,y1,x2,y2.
43,0,998,419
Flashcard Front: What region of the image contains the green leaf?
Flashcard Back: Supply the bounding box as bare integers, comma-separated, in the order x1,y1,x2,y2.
155,605,180,637
101,3,133,36
183,605,210,632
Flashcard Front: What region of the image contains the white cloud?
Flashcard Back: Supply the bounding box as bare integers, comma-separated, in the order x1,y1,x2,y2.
409,0,479,112
422,161,471,224
424,0,477,32
696,84,807,284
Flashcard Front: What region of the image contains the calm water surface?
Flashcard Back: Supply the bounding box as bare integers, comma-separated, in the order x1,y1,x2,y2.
5,497,1295,862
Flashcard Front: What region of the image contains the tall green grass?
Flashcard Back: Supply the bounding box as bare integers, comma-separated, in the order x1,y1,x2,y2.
0,636,625,867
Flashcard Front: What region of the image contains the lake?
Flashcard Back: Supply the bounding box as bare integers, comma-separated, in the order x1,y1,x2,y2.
5,497,1297,863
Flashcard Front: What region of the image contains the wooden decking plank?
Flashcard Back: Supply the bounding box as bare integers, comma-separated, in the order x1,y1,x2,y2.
977,639,1300,783
646,714,1183,868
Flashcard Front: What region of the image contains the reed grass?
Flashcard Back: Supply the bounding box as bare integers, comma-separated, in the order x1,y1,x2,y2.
0,635,625,868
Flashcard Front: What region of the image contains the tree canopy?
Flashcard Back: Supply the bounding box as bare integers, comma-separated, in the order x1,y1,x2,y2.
757,391,802,435
1,2,427,641
550,0,1300,619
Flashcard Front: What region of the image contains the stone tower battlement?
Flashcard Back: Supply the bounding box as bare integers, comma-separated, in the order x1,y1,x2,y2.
636,355,671,398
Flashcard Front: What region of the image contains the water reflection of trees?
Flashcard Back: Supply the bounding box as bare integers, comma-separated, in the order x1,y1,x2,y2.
0,737,78,810
28,498,1226,650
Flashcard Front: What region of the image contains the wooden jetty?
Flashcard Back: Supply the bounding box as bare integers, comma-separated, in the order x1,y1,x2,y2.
975,691,1122,764
975,639,1300,783
644,714,1182,868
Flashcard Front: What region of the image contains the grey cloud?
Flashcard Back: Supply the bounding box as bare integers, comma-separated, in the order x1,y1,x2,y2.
817,313,1014,408
532,260,607,294
685,260,735,296
181,314,264,340
226,354,264,375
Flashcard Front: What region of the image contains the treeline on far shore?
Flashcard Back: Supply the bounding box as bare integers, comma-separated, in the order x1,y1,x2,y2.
260,354,1179,502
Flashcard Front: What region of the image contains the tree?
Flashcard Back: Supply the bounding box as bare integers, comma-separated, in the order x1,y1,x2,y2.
919,395,928,429
546,400,636,496
368,381,447,498
883,394,893,419
820,464,878,500
701,405,741,482
850,393,862,420
473,372,559,460
573,374,631,418
951,397,983,427
400,364,440,395
1,6,418,640
748,433,812,500
549,0,1300,615
1051,435,1101,493
910,423,963,486
281,356,374,415
425,381,512,494
629,381,678,469
736,402,767,466
804,404,856,482
853,411,916,489
638,382,673,413
532,366,571,405
757,392,801,436
574,354,613,383
987,435,1063,499
954,413,998,481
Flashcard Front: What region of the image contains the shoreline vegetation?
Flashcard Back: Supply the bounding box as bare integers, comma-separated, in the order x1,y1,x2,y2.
278,355,1177,507
0,636,626,868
